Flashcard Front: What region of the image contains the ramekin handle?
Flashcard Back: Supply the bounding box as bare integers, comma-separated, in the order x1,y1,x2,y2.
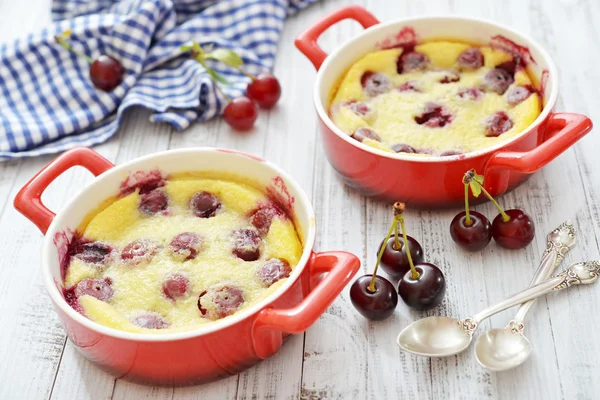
483,113,592,195
252,251,360,359
295,5,380,70
14,147,114,234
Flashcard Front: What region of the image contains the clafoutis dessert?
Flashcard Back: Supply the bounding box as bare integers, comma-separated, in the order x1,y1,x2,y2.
61,171,302,333
329,40,542,156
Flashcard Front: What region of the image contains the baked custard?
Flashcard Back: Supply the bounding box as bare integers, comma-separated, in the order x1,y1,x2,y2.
62,172,302,334
329,40,542,156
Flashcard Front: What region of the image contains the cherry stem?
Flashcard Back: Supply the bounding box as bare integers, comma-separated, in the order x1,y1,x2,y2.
464,183,472,226
213,82,231,103
393,215,402,250
479,185,510,222
398,213,419,280
235,66,256,80
55,35,94,64
368,218,397,293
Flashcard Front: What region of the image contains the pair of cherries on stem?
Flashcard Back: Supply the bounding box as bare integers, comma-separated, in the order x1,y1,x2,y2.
184,42,281,131
55,30,124,91
350,203,446,321
450,169,535,251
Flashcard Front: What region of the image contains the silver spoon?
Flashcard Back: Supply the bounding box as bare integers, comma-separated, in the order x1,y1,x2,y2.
474,221,576,371
397,260,600,357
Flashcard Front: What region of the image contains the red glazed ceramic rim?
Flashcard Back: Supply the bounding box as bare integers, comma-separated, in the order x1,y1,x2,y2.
314,15,560,162
41,148,317,342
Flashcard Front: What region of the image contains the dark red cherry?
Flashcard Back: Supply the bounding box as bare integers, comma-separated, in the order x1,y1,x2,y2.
198,286,244,320
139,189,168,215
246,73,281,109
457,48,484,70
484,111,513,137
223,96,258,131
439,70,460,84
450,211,492,251
352,127,381,142
133,313,169,329
361,71,391,96
121,239,158,264
74,278,113,301
391,143,417,154
457,88,482,101
346,101,373,117
350,275,398,321
506,86,532,105
398,81,420,92
162,273,190,300
378,236,424,280
74,241,112,264
232,228,262,261
484,68,514,94
492,209,535,249
89,55,124,91
414,102,454,128
257,259,292,287
250,204,283,235
397,51,429,73
190,191,221,218
397,263,446,311
169,232,203,261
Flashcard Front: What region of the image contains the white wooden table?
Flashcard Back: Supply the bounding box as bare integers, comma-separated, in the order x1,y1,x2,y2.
1,1,599,399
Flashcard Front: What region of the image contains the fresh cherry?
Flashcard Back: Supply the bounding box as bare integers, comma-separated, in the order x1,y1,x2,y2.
450,211,492,251
232,228,262,261
133,313,169,329
506,86,532,105
223,96,258,131
55,32,124,91
361,71,391,96
484,68,514,95
457,48,484,70
492,209,535,249
397,51,429,73
74,278,113,301
73,241,112,264
379,235,424,280
484,111,513,137
139,189,168,216
397,263,446,311
350,275,398,321
198,285,245,320
190,191,221,218
352,127,381,143
90,55,124,91
121,239,158,264
392,202,445,310
257,259,291,287
169,232,203,261
162,273,190,300
246,72,281,109
414,102,454,128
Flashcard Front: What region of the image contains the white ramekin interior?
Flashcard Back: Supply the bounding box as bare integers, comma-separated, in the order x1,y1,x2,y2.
42,148,316,342
314,15,559,161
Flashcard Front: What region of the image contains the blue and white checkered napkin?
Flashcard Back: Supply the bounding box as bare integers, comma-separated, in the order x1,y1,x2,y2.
0,0,316,160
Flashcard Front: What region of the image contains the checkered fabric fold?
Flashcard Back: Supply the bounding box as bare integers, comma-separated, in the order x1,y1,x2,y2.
0,0,316,160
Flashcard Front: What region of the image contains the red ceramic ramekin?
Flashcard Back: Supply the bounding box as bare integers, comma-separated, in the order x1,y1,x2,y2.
295,5,593,207
14,147,360,386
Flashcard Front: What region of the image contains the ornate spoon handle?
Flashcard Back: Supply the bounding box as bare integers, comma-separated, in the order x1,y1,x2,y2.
508,221,576,332
461,261,600,332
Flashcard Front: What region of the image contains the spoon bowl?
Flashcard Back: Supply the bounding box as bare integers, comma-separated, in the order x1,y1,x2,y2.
397,316,472,357
475,328,532,371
